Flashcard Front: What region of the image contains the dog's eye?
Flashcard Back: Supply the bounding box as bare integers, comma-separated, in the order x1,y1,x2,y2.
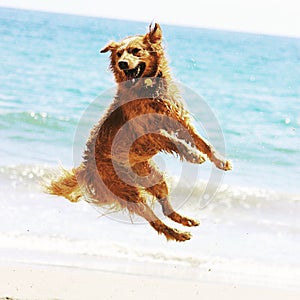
116,51,122,57
132,48,141,55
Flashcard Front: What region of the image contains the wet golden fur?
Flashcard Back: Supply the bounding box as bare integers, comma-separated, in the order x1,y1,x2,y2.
45,23,231,242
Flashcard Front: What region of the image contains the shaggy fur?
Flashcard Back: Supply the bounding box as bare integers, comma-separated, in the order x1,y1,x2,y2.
45,23,232,242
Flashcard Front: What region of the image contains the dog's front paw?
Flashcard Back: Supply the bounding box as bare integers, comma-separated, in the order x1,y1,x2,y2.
224,160,233,171
214,157,233,171
191,153,207,164
185,148,207,165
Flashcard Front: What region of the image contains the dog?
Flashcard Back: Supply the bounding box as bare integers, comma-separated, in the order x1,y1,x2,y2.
45,23,232,242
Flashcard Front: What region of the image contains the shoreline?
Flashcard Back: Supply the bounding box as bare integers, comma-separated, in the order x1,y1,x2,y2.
1,261,300,300
1,229,300,291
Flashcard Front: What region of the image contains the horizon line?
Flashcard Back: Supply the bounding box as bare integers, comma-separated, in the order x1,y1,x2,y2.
1,5,300,40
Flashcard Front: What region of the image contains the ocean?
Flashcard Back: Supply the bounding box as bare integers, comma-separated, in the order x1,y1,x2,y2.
0,7,299,289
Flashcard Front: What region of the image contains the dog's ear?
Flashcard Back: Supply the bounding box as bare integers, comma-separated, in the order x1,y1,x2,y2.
145,23,162,44
100,41,119,53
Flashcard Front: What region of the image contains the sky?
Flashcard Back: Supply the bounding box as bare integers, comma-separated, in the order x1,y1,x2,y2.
0,0,300,38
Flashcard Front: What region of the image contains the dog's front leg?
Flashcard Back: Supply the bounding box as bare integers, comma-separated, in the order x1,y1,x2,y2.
176,124,232,171
192,128,232,170
149,101,232,170
157,130,207,164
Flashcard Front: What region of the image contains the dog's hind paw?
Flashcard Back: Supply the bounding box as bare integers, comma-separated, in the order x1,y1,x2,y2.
181,217,200,227
165,227,192,242
167,211,200,227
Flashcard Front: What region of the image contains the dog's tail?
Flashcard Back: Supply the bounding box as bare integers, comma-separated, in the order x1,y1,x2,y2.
43,166,82,203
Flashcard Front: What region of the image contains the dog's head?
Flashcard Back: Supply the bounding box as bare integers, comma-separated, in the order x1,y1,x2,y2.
100,23,165,85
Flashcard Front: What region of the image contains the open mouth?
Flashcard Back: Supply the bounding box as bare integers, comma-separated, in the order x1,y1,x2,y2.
123,62,146,84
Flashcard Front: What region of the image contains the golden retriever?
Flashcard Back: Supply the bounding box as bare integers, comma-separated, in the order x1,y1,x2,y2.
45,23,232,242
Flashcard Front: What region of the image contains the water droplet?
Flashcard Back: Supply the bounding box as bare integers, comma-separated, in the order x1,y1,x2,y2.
203,194,210,200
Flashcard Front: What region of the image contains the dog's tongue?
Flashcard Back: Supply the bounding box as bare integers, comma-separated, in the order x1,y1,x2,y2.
126,69,138,86
127,70,137,79
125,65,142,80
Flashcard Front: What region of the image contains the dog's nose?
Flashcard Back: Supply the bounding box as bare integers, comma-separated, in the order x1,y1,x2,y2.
118,61,129,70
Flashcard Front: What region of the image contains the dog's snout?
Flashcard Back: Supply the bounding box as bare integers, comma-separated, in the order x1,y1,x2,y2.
118,61,129,70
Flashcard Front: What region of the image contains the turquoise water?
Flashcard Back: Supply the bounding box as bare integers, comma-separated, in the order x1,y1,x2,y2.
0,8,300,287
1,7,300,192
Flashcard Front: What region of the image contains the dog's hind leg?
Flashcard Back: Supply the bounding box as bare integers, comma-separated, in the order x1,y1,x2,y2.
104,176,191,242
133,161,200,227
161,199,200,226
148,181,200,227
130,201,192,242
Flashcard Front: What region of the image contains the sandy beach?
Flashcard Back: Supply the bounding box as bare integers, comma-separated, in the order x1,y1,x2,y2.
1,262,299,300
